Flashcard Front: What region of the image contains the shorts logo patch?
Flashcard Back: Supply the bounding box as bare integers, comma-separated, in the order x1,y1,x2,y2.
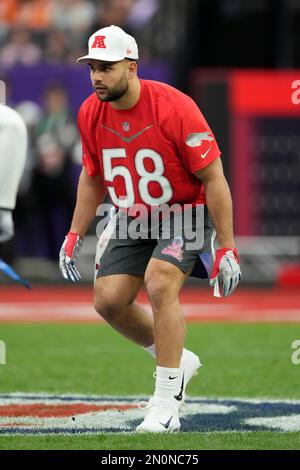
161,236,184,262
1,394,300,434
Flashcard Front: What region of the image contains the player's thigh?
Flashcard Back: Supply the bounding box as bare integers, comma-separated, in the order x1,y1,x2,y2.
96,212,155,279
94,274,144,312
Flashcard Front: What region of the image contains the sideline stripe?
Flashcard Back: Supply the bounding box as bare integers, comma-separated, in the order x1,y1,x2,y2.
0,287,299,323
0,302,300,323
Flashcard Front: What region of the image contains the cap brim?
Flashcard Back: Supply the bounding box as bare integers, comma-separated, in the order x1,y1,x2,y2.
76,53,126,63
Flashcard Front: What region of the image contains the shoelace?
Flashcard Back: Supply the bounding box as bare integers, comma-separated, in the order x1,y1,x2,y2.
138,400,150,410
138,398,173,421
138,396,157,410
138,397,170,417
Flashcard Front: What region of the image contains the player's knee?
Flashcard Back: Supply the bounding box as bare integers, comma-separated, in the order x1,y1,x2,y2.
94,293,120,318
94,287,134,319
145,269,178,309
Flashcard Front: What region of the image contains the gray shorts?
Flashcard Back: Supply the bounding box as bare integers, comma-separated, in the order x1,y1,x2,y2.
96,206,214,279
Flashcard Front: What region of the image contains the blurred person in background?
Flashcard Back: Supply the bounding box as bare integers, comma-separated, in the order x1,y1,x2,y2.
0,27,42,68
35,82,77,152
88,0,136,39
53,0,95,37
12,100,43,258
44,29,70,64
88,0,160,64
15,0,54,33
33,133,75,260
0,0,19,39
51,0,96,63
15,100,42,196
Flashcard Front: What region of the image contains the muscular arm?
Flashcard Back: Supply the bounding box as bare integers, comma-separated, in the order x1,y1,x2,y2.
70,167,107,236
195,158,235,248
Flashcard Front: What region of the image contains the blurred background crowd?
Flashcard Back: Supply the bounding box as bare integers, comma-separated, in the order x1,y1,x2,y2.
0,0,300,284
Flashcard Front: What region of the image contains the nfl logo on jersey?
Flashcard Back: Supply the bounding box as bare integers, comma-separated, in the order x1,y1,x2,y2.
122,121,130,132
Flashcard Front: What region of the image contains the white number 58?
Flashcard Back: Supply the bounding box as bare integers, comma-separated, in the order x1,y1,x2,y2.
102,148,173,208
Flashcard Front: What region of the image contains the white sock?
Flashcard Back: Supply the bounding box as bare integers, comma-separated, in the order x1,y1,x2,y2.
154,366,180,400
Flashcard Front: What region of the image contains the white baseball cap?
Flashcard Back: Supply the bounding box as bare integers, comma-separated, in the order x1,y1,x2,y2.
77,25,139,63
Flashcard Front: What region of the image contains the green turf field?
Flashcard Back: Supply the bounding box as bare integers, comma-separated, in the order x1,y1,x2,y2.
0,323,300,449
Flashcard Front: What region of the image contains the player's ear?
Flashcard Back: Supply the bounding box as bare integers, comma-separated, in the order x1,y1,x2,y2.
126,60,137,79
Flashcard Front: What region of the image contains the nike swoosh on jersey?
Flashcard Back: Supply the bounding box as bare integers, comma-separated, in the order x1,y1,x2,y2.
101,124,153,143
201,147,211,159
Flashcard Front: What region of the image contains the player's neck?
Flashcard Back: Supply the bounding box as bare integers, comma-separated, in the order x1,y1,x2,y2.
110,78,141,110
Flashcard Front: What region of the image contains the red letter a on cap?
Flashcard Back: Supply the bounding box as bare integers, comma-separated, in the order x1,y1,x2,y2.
92,35,107,49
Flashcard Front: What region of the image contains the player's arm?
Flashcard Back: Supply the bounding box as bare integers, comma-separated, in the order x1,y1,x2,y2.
59,168,107,282
195,158,234,248
70,167,106,236
171,94,241,296
195,158,241,296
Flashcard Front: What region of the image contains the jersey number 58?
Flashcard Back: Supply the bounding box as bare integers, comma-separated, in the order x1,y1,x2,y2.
103,148,173,207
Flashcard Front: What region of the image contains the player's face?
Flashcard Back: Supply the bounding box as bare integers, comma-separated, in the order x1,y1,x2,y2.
89,60,129,102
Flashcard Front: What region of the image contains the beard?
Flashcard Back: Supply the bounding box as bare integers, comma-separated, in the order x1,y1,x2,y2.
95,75,129,102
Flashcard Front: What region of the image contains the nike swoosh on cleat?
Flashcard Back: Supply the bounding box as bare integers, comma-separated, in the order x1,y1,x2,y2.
174,373,185,401
101,124,153,143
159,416,173,429
168,376,178,380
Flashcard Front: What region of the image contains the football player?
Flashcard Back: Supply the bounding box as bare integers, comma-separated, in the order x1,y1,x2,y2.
60,26,241,433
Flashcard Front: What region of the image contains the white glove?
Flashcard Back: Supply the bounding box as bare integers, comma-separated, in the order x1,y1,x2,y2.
59,231,83,282
209,247,241,297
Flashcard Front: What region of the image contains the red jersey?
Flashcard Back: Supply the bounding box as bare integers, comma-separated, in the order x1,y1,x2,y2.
78,79,221,210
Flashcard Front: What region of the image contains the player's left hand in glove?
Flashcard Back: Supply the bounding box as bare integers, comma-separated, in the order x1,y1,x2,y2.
59,232,83,282
209,248,241,297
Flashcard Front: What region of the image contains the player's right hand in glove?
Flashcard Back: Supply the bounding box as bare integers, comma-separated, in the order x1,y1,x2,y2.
209,248,241,297
59,232,83,282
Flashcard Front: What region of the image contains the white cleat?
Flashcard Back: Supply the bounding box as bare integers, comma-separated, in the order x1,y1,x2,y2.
175,350,201,406
136,397,181,433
